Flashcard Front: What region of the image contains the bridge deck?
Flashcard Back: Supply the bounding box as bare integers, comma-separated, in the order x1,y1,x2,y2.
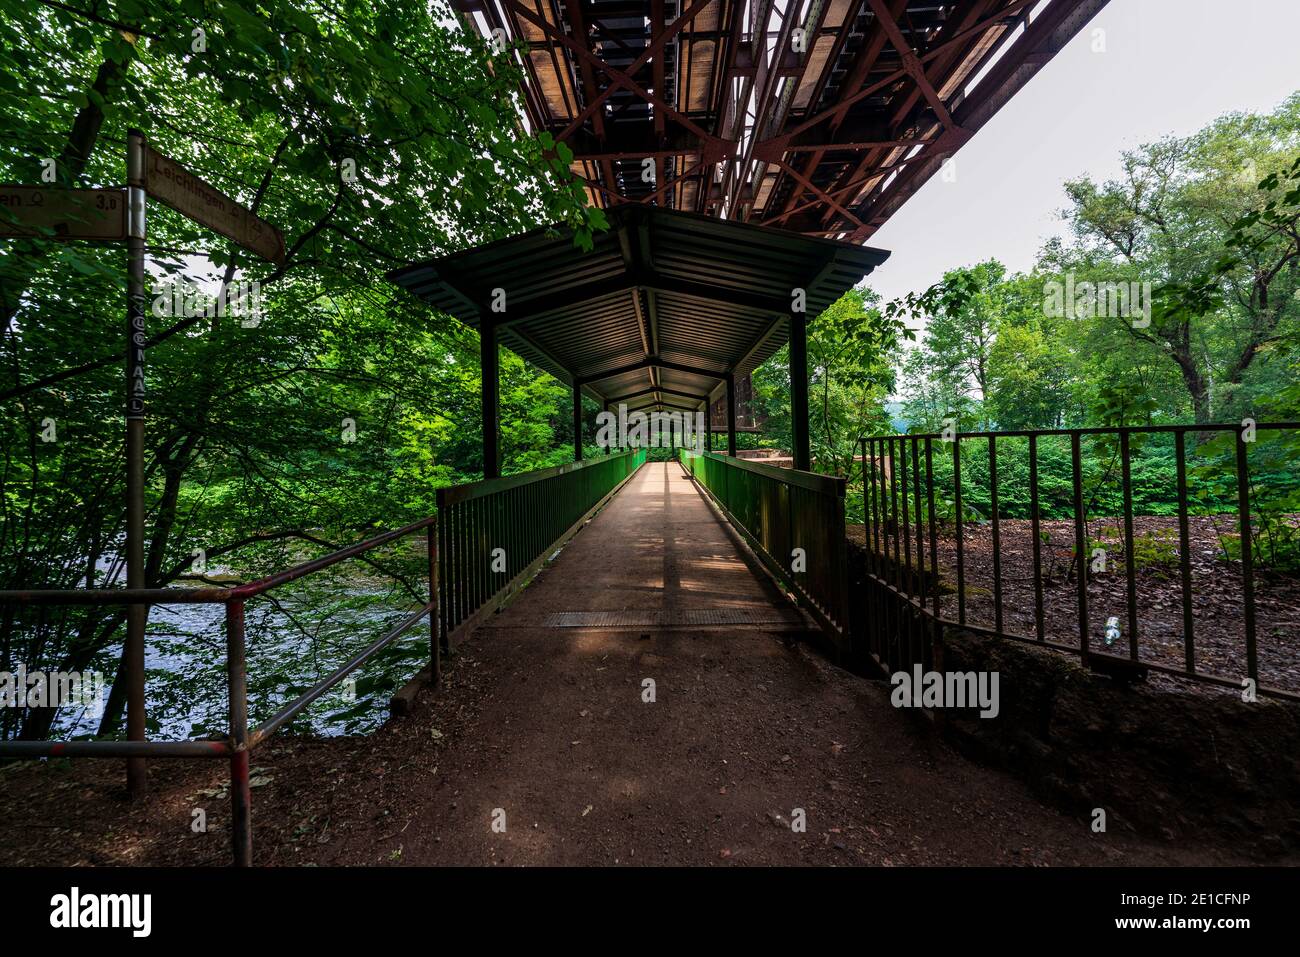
488,457,808,634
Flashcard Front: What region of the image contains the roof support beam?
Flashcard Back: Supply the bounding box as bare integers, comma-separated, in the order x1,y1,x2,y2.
577,356,729,387
639,272,794,316
790,309,810,471
500,325,576,386
608,386,710,404
626,400,701,415
725,373,738,457
488,269,796,330
731,314,789,378
481,321,500,479
488,274,641,329
572,381,584,461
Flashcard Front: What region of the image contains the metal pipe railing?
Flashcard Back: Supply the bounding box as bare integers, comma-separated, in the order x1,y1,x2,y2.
0,443,649,864
0,515,441,865
0,516,437,606
249,603,433,747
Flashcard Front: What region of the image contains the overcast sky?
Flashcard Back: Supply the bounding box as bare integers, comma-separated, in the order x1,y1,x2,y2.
865,0,1300,306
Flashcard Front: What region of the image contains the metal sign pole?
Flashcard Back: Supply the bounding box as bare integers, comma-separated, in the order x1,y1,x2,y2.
125,129,148,798
1,134,284,795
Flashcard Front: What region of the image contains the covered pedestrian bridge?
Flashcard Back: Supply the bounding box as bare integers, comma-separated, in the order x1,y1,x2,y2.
386,206,888,657
4,0,1187,871
387,206,888,473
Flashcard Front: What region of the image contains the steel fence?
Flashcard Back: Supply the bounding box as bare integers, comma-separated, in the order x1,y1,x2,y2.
858,423,1300,701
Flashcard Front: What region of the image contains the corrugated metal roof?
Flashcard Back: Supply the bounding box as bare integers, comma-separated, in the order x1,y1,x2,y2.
387,206,888,409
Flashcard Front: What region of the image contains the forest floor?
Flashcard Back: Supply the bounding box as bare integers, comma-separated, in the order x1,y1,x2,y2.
1,465,1289,866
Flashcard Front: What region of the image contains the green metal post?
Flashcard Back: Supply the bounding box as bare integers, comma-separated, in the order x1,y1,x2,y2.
790,310,810,471
725,374,737,457
481,320,499,479
573,383,583,461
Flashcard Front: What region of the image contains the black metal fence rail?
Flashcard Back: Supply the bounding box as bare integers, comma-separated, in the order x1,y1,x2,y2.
437,448,646,642
858,422,1300,701
679,448,849,650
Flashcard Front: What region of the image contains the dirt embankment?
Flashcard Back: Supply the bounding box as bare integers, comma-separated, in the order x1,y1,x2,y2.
847,531,1300,857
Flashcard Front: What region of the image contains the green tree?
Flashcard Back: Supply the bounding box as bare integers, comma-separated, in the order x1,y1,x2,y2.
753,287,905,476
0,1,599,741
1058,95,1300,422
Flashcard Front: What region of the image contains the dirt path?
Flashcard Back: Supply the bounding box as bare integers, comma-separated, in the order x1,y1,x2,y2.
0,463,1259,866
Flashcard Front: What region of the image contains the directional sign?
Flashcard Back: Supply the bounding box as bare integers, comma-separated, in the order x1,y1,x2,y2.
143,145,286,264
0,186,127,241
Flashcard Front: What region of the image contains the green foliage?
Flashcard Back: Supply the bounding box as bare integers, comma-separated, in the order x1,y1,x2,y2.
892,96,1300,432
0,0,604,740
1195,429,1300,572
918,434,1248,523
755,286,906,479
1129,528,1181,578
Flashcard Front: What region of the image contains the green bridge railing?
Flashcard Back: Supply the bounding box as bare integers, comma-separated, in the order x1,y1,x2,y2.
436,448,647,644
679,448,849,653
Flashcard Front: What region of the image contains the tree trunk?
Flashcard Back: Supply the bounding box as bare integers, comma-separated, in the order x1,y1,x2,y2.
1169,343,1212,423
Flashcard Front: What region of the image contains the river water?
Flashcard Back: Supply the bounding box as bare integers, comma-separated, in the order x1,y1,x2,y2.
51,561,429,741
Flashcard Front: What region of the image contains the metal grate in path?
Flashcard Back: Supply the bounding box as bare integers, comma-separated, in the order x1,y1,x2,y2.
541,609,803,628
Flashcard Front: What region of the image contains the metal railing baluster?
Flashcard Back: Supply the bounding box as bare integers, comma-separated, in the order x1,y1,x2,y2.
989,435,1002,635
1235,432,1258,683
1120,429,1139,661
1175,430,1194,673
1029,433,1044,643
1072,432,1089,665
953,436,965,626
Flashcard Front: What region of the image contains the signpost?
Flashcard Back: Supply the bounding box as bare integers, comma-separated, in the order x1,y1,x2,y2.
124,131,148,798
143,145,285,264
0,131,286,801
0,186,127,241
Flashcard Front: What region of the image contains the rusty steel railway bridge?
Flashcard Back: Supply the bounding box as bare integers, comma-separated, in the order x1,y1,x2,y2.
462,0,1108,240
458,0,1111,419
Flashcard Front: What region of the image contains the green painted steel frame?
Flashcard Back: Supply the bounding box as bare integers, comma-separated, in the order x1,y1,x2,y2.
436,448,648,644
